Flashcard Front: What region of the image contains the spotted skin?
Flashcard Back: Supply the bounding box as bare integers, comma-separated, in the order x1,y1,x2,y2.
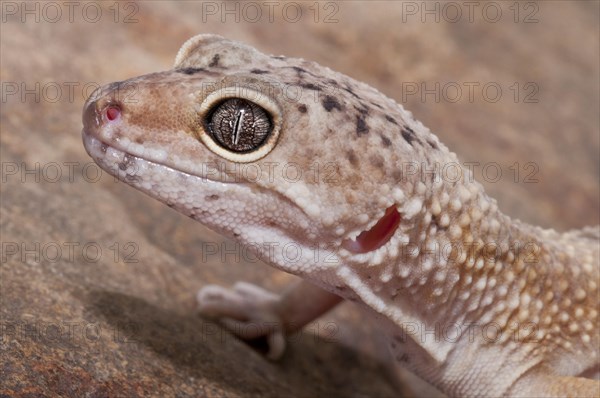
82,35,599,397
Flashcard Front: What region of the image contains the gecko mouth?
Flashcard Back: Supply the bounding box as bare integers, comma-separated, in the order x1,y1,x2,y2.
82,126,234,185
82,129,149,182
82,128,346,271
82,128,261,191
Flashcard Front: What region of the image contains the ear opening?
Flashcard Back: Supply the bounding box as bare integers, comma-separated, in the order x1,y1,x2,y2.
342,206,402,254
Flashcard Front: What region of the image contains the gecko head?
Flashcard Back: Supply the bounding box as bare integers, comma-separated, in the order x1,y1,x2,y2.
82,34,446,275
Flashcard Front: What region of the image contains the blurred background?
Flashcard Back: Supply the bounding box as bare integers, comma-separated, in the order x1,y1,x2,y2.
1,1,598,397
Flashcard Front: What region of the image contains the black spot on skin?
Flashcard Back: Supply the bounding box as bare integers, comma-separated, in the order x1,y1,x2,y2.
401,126,417,146
250,69,270,74
209,54,220,67
272,55,285,60
356,115,369,135
343,85,361,99
292,66,307,74
118,154,134,171
289,65,320,78
327,79,340,86
347,150,358,166
206,194,219,201
177,67,206,75
134,137,145,144
427,139,438,149
300,82,322,91
371,101,383,109
297,104,307,113
380,134,392,147
322,95,343,112
355,104,370,116
385,115,398,125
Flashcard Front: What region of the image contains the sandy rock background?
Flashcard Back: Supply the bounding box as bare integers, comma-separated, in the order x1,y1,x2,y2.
1,1,598,397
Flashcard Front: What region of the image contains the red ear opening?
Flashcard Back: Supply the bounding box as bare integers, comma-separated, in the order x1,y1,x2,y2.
342,205,401,254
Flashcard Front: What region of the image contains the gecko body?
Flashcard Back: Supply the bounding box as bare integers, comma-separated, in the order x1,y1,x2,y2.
82,35,599,397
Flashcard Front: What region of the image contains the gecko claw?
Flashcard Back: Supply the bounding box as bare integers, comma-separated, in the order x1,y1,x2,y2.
197,282,287,360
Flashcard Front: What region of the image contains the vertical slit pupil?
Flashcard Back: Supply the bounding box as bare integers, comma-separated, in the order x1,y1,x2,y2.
232,108,246,145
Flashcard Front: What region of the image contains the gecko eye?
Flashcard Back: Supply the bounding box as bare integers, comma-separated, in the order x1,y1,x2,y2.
197,87,282,163
207,98,272,153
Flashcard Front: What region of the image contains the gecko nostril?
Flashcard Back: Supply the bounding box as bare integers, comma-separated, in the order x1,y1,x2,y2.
104,104,121,122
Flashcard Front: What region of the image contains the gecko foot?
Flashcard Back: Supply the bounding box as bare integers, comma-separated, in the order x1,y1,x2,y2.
197,282,286,360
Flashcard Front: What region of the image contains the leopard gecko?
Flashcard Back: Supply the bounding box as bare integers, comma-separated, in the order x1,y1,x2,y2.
82,34,599,397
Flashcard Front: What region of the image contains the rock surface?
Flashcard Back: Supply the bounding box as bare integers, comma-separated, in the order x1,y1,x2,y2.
1,2,598,397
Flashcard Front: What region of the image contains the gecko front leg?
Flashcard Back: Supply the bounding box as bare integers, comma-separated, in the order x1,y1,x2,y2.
197,280,342,359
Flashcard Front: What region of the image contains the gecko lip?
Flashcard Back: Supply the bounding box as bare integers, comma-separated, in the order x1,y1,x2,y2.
81,128,234,186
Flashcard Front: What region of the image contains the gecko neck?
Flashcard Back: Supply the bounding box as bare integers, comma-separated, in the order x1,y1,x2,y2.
380,155,570,331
